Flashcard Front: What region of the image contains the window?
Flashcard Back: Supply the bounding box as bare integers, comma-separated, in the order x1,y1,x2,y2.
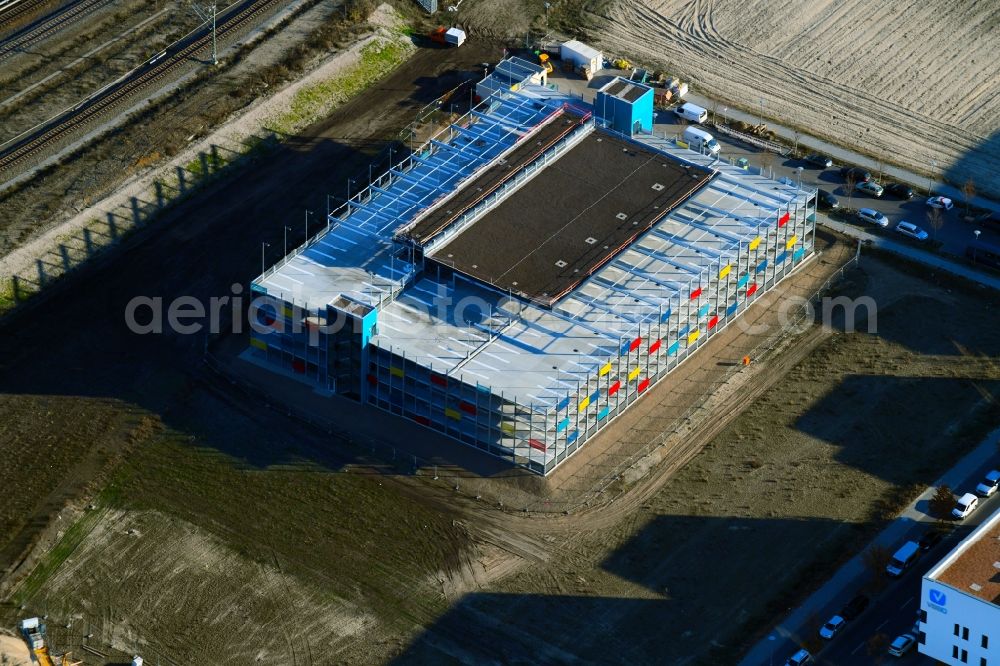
955,646,960,658
918,631,926,645
964,627,970,641
984,635,990,649
920,609,927,622
980,658,987,666
962,649,968,663
956,624,962,637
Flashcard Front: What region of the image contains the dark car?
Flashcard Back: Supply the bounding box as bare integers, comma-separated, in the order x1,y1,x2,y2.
919,529,945,551
804,153,833,168
840,166,871,183
816,189,839,210
840,594,870,621
884,182,914,199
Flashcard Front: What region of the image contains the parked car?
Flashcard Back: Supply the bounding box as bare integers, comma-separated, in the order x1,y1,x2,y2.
785,648,813,666
840,166,871,182
919,529,945,551
819,615,846,639
927,196,954,210
816,189,839,209
840,594,870,620
895,221,929,241
952,492,979,519
888,634,916,657
886,541,921,577
858,208,889,228
884,182,914,199
975,470,1000,497
856,180,885,197
804,153,833,168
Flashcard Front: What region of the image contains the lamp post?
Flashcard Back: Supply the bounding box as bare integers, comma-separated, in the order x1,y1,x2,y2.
758,97,764,127
974,229,982,264
927,159,937,195
305,210,313,241
768,634,777,666
283,225,291,256
796,166,804,189
722,106,728,125
261,242,269,277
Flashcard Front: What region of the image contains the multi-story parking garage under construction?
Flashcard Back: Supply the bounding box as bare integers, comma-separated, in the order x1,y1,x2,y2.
249,58,817,475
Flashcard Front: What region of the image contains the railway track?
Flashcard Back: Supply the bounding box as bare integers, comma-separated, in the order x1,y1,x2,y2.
0,0,48,32
0,0,280,173
0,0,114,62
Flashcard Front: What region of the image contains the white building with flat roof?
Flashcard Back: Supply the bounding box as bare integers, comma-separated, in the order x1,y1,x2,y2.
919,507,1000,665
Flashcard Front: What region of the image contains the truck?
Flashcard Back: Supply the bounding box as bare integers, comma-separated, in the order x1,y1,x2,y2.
681,126,720,156
429,26,466,47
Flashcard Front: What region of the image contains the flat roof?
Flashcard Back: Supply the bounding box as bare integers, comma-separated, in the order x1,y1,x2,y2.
427,130,714,306
398,108,590,245
929,507,1000,606
601,78,651,103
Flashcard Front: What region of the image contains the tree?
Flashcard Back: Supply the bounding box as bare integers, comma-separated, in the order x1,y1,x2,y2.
867,632,891,663
930,485,955,519
758,151,773,178
863,544,892,590
844,172,856,211
927,207,944,240
962,178,977,216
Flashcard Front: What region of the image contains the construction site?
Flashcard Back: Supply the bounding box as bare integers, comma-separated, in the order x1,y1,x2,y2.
3,2,1000,664
250,58,816,474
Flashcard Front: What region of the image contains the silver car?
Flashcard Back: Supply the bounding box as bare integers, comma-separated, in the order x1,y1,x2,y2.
895,221,929,241
858,208,889,228
856,180,884,197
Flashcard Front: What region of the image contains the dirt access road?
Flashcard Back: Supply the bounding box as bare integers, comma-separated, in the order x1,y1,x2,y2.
0,39,499,656
574,0,1000,197
3,33,1000,665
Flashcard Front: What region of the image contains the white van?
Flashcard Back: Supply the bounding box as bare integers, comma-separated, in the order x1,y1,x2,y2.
886,541,920,577
682,126,720,156
674,102,708,124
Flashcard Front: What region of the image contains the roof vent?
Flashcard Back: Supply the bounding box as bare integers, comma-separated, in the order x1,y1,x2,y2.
616,213,628,220
970,583,983,592
993,561,1000,570
584,237,598,245
555,260,567,268
651,183,665,191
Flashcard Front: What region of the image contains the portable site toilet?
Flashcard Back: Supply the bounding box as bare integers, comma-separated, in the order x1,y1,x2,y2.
594,77,654,136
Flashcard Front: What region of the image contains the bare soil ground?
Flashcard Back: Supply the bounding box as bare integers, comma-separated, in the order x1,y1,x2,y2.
397,257,1000,665
0,0,363,256
2,21,1000,666
0,631,31,665
599,0,1000,195
460,0,1000,197
0,0,202,138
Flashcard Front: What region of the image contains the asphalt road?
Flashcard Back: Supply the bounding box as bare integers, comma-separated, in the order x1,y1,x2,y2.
764,471,1000,666
652,111,1000,260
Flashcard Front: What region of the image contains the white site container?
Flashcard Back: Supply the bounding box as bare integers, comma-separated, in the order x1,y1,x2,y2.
560,40,602,74
445,28,466,47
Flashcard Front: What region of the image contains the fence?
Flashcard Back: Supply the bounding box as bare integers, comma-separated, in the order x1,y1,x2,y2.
563,249,861,511
203,248,861,513
711,121,790,156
